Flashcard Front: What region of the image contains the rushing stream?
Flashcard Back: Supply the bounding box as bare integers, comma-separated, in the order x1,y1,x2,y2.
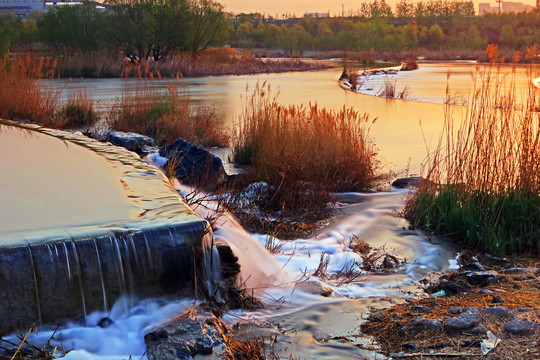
2,63,537,358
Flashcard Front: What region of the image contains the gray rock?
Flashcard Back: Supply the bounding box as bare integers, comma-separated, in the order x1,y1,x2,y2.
294,280,333,297
491,295,504,303
477,289,493,294
449,307,465,314
96,130,155,154
500,268,528,275
438,281,470,295
160,138,227,189
461,262,485,272
462,271,497,286
468,325,488,335
503,319,539,334
400,318,442,335
145,317,224,360
481,306,509,319
444,308,482,331
391,176,429,188
516,307,532,313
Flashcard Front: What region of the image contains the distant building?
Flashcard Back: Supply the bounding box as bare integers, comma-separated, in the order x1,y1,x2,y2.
303,12,330,18
479,1,535,14
0,0,45,17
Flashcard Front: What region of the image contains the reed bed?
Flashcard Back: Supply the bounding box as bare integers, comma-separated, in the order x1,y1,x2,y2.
55,48,330,79
228,82,380,236
405,46,540,256
109,80,227,147
0,54,58,125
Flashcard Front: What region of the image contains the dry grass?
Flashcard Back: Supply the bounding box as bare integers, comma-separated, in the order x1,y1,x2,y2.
54,89,98,129
0,54,58,124
406,46,540,255
361,270,540,359
108,80,227,147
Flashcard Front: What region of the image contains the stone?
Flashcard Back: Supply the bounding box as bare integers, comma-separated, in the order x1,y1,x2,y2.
95,130,155,155
449,307,465,314
438,281,470,295
462,271,497,286
411,306,430,312
401,343,417,350
97,317,114,328
294,280,333,297
444,308,482,331
500,268,528,275
491,295,504,303
467,325,488,335
145,317,224,360
159,138,227,189
400,318,441,335
481,306,509,319
516,307,532,313
461,262,485,272
391,176,429,188
477,289,493,294
503,319,539,334
513,283,522,290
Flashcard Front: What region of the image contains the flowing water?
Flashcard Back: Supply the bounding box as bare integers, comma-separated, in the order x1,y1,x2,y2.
2,63,536,358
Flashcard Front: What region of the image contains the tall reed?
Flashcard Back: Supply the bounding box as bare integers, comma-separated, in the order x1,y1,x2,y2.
232,82,380,192
406,46,539,255
0,54,58,124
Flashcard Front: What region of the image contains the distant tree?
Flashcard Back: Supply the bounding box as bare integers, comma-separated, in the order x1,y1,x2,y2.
395,0,415,18
499,24,515,48
38,1,106,54
187,0,229,54
360,0,393,18
0,13,20,55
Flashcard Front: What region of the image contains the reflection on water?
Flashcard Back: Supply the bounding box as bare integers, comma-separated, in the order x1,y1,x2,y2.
45,63,537,173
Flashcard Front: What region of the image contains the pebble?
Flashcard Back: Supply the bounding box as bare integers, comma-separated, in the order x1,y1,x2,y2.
491,295,504,303
503,319,539,334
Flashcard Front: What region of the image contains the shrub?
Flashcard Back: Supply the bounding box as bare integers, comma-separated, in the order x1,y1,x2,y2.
54,89,98,129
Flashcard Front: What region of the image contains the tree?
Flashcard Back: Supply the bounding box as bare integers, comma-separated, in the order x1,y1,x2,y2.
187,0,229,54
360,0,393,19
0,13,20,55
395,0,414,18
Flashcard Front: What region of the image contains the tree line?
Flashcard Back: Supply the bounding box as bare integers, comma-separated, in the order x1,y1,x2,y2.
1,0,539,59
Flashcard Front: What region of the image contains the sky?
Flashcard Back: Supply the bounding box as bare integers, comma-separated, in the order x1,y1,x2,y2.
220,0,538,17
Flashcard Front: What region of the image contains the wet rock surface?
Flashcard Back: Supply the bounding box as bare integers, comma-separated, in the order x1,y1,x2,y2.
160,138,227,189
92,130,155,155
145,315,225,360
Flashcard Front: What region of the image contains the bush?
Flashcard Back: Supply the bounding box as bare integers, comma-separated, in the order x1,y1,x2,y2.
54,89,98,129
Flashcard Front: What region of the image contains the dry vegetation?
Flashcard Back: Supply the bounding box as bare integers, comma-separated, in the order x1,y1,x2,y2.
56,48,331,78
108,80,227,147
361,269,540,359
227,82,382,237
405,45,540,256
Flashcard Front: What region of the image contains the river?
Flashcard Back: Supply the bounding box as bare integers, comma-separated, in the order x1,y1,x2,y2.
47,62,537,175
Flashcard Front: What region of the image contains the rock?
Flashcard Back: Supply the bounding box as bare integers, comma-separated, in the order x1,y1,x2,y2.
468,325,488,335
516,307,532,313
401,343,417,350
491,295,504,304
294,281,333,297
477,289,493,294
159,138,227,189
400,318,441,335
513,283,522,290
438,281,470,295
460,271,497,286
461,262,485,272
449,307,465,314
500,268,528,275
503,319,539,334
481,306,509,319
145,317,224,360
95,130,155,155
411,306,430,312
97,317,114,328
391,176,429,188
444,308,482,331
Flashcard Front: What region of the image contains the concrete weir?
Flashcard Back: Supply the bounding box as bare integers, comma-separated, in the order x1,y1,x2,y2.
0,120,216,334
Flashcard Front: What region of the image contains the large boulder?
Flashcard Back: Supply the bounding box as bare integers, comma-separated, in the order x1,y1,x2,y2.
159,138,228,189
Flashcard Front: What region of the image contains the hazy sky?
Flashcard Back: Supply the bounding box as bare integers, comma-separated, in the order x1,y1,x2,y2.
220,0,537,16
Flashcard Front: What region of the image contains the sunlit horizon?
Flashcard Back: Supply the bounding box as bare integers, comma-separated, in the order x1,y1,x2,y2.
220,0,538,16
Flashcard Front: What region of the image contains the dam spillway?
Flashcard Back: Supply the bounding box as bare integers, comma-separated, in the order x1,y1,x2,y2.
0,120,214,334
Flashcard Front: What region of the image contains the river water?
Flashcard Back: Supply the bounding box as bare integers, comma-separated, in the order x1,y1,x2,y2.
48,62,538,175
7,63,534,358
